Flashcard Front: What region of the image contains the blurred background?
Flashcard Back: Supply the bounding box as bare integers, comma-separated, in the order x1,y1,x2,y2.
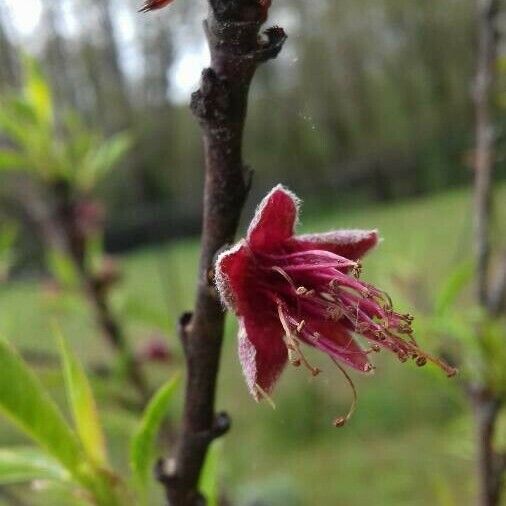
0,0,505,504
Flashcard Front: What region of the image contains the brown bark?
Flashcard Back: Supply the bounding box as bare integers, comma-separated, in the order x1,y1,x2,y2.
471,1,503,505
156,1,285,504
472,0,498,307
470,387,504,506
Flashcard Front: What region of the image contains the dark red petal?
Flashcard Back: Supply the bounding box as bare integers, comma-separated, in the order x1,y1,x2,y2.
247,185,300,252
215,241,252,311
238,317,287,400
306,320,372,373
293,229,379,260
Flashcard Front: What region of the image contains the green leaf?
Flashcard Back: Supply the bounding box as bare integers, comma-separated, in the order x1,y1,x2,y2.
46,248,79,289
0,99,37,149
23,57,53,126
0,338,84,475
434,260,473,316
130,374,180,503
78,132,132,191
0,447,70,486
200,441,222,506
0,150,27,171
57,327,108,466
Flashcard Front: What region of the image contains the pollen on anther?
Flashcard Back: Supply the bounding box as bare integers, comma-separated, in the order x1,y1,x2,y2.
334,416,347,428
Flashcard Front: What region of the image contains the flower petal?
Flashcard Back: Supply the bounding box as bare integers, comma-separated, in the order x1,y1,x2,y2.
215,241,251,311
293,229,379,260
247,185,300,252
238,317,287,400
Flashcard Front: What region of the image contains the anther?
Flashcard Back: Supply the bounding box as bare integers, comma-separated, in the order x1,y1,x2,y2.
296,286,307,295
278,305,321,377
352,261,362,278
330,357,357,429
416,356,427,367
446,367,458,378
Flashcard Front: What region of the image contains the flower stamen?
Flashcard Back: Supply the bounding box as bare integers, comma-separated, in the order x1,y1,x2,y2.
330,357,357,428
278,304,321,376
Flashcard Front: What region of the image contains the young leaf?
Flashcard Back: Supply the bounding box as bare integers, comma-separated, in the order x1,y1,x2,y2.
0,150,27,171
57,327,108,466
130,374,180,502
23,57,53,126
0,338,84,475
200,441,222,506
434,260,473,316
78,132,132,191
0,447,70,486
46,248,79,289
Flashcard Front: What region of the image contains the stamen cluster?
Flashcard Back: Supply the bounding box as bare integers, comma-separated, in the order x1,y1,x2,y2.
215,185,456,425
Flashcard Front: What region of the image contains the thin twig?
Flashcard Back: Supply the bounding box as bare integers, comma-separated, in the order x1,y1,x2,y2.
471,1,503,505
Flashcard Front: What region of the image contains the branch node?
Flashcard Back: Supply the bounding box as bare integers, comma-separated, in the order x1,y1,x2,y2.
155,458,178,486
178,312,194,354
190,69,230,124
254,26,287,62
212,411,231,438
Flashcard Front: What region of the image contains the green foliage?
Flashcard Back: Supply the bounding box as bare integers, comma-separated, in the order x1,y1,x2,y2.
23,57,53,127
57,327,108,466
76,132,132,192
0,338,84,474
0,447,70,486
46,248,80,289
479,319,506,396
130,374,180,504
0,336,129,505
421,258,506,400
200,441,222,506
0,56,131,189
0,223,17,280
0,150,27,171
434,260,473,317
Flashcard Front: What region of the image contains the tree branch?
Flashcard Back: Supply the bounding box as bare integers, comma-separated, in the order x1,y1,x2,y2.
472,0,499,307
157,1,286,504
471,2,504,506
51,180,151,403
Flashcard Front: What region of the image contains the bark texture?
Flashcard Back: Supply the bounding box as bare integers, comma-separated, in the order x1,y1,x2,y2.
471,1,504,505
156,1,285,504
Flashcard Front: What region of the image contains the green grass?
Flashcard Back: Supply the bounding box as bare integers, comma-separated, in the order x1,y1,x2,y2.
0,184,505,505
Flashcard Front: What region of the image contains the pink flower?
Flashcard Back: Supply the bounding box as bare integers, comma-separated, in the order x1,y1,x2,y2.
216,185,455,412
